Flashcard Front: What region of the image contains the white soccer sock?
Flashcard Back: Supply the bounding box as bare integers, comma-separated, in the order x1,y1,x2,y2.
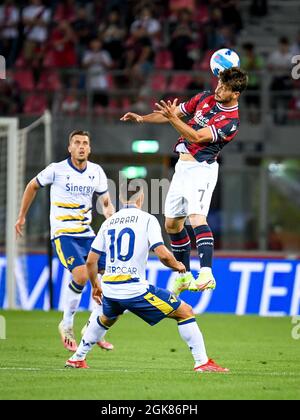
199,267,212,274
63,279,84,329
178,318,208,367
87,303,103,324
71,317,108,361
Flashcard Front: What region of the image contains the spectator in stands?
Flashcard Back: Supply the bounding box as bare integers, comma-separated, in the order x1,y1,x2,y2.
130,6,161,50
53,0,77,24
241,42,264,123
61,76,81,115
50,20,77,68
268,37,293,124
0,0,20,68
169,8,195,70
169,0,195,15
22,0,51,63
82,37,113,109
72,6,94,62
124,15,155,88
0,70,22,115
99,9,126,67
220,0,243,33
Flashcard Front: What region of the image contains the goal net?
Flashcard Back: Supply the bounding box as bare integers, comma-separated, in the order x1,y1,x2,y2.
0,111,52,309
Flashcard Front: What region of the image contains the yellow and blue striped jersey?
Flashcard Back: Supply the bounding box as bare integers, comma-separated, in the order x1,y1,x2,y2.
36,158,108,239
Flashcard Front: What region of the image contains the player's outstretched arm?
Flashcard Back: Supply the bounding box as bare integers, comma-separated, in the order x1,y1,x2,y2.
15,178,40,237
120,105,184,124
154,245,186,273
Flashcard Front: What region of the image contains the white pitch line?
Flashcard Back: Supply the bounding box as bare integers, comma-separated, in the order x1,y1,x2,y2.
0,367,160,373
0,367,299,377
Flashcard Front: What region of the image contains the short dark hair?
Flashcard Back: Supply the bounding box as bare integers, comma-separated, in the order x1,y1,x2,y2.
120,180,143,203
69,130,91,143
219,67,248,93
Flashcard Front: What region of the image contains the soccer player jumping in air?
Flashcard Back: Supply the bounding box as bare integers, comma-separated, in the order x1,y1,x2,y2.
121,68,248,295
66,182,228,372
15,130,115,352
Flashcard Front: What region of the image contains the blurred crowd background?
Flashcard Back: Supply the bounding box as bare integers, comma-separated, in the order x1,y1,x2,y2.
0,0,299,124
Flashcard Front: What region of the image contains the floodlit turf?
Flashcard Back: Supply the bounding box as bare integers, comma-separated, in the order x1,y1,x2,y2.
0,310,299,400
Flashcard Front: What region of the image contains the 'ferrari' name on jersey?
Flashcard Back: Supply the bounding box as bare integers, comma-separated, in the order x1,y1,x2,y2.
108,215,139,226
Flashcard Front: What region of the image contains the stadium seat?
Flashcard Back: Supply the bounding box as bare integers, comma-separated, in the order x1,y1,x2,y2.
37,70,62,91
23,94,47,115
196,50,215,71
13,70,35,91
15,54,26,68
154,50,173,70
150,73,168,92
168,74,192,92
194,4,209,23
43,50,57,68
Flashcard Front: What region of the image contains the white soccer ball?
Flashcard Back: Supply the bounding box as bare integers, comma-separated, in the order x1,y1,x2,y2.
210,48,240,77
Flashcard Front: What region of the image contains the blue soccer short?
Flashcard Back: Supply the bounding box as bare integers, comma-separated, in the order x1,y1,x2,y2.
102,285,182,326
52,235,106,272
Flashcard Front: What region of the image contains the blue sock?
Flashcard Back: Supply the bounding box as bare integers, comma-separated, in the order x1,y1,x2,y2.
169,228,191,271
193,225,214,268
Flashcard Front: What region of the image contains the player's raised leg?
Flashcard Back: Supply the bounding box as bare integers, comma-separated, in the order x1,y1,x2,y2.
165,217,195,294
189,214,216,292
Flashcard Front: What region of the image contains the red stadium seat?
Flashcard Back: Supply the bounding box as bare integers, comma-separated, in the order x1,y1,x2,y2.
43,50,56,68
15,54,26,68
23,94,47,115
13,70,34,91
37,70,61,91
196,50,214,71
168,74,192,91
154,50,173,70
150,73,168,92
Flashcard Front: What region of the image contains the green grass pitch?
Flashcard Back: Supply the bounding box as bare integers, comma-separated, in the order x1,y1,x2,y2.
0,310,299,400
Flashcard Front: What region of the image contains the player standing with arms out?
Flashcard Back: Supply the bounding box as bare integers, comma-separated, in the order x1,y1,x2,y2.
66,182,228,372
121,68,248,295
15,130,115,351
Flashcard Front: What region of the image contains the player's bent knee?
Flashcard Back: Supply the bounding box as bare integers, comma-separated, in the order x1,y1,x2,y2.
100,315,117,328
181,302,194,316
165,220,184,234
170,302,194,321
72,265,89,285
72,275,88,286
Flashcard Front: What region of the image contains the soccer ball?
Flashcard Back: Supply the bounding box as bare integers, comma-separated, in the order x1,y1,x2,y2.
210,48,240,76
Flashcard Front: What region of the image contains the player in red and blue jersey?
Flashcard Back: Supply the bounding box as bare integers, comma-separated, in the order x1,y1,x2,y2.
121,67,248,295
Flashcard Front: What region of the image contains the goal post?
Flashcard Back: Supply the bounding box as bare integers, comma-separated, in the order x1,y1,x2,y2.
4,118,19,309
0,111,52,309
